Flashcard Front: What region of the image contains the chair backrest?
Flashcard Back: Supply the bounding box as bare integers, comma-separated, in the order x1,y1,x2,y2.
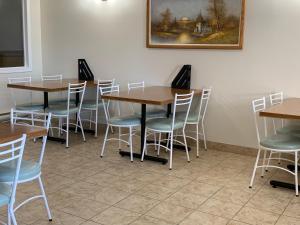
8,77,32,107
68,82,87,113
128,81,145,113
172,92,194,131
269,92,284,133
0,134,26,206
10,109,52,165
128,81,145,90
96,79,115,107
195,88,212,123
269,92,283,106
100,85,120,123
41,75,63,81
252,97,267,144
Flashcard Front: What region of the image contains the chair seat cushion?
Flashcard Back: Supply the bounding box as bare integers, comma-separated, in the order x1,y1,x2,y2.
82,101,104,110
109,116,141,126
46,105,79,115
135,109,167,119
176,111,201,123
16,103,44,111
0,160,41,183
49,99,76,105
277,125,300,135
146,118,185,132
0,183,10,207
260,134,300,150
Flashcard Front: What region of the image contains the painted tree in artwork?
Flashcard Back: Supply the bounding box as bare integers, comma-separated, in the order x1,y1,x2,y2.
208,0,226,31
160,8,172,31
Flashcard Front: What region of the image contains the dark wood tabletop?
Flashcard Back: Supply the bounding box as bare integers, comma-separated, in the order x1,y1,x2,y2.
260,98,300,119
101,86,201,105
0,123,47,143
7,79,97,92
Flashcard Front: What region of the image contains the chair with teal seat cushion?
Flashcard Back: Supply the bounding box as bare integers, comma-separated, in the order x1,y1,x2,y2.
109,115,141,127
0,134,26,225
146,118,185,132
135,109,167,119
9,110,53,222
8,76,43,112
46,105,79,115
81,79,115,137
128,81,167,119
173,88,212,157
268,92,300,168
0,183,10,208
249,97,300,197
260,134,300,150
46,82,87,148
0,160,41,182
100,85,141,162
16,103,44,111
276,125,300,136
141,91,194,170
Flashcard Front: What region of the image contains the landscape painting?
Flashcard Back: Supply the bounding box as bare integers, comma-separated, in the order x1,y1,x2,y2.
147,0,245,49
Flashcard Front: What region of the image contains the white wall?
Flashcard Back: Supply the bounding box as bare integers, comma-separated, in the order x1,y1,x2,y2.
40,0,300,148
0,0,43,114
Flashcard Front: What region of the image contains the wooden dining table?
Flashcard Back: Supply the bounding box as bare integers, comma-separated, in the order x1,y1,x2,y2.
0,122,48,143
260,98,300,191
7,79,97,109
102,86,202,164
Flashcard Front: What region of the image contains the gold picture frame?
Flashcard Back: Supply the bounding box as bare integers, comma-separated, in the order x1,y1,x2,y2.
147,0,245,49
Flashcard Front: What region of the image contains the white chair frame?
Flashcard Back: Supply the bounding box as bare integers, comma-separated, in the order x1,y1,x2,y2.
81,79,115,137
267,92,284,167
249,97,300,196
176,88,212,157
48,82,86,148
128,81,145,114
100,85,140,161
141,92,194,169
41,74,63,81
8,77,38,111
0,134,26,225
10,109,53,222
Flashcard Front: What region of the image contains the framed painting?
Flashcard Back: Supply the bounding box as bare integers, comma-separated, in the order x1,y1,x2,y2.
147,0,245,49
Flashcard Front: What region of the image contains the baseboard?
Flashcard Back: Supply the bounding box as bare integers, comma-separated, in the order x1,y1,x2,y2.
206,141,257,157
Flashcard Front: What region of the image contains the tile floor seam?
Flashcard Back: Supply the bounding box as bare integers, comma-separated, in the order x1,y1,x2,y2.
229,179,268,224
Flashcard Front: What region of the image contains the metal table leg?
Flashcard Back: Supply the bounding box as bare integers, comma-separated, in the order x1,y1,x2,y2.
269,164,300,196
119,104,168,164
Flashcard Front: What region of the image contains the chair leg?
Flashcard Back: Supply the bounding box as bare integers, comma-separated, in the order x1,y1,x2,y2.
7,206,11,225
202,122,207,150
95,109,98,137
169,132,173,170
183,129,190,162
9,206,17,225
196,125,200,158
266,151,273,172
66,116,69,148
101,125,109,157
118,127,122,150
129,127,133,162
157,132,161,156
38,176,52,221
261,150,267,177
89,111,93,129
75,114,79,134
78,116,86,142
154,133,157,150
249,148,261,188
295,151,299,197
278,153,282,165
141,128,148,161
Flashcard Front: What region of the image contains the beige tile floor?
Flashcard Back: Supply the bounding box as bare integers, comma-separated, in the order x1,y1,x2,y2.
1,130,300,225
